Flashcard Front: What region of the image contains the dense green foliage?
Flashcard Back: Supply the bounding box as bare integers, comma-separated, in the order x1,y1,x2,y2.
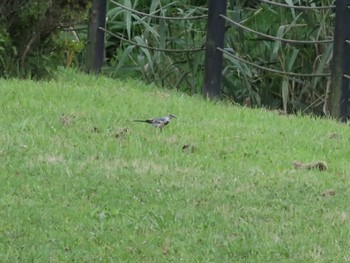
0,0,90,78
224,0,334,113
1,70,350,261
0,0,336,113
104,0,207,94
105,0,334,113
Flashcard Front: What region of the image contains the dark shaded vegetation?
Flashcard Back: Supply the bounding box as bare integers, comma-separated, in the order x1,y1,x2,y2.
0,0,90,78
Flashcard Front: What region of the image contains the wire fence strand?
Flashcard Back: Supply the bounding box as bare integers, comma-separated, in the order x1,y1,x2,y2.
220,14,333,44
110,0,207,20
61,26,88,31
217,47,331,77
99,27,205,53
259,0,335,10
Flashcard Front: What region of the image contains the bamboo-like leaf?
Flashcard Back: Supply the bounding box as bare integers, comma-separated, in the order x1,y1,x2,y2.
270,25,285,62
124,0,132,39
287,12,303,29
191,52,202,76
107,7,123,20
131,14,159,38
115,45,135,73
284,0,296,19
150,0,160,14
159,18,166,49
286,48,299,72
223,50,253,78
311,43,333,90
134,36,154,74
282,77,289,112
223,51,257,103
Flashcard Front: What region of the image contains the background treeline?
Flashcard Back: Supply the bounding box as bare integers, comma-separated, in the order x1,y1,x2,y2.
0,0,334,114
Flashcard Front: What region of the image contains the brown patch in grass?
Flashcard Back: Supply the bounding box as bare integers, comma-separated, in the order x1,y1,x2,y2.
91,127,99,133
182,144,197,153
115,127,131,140
293,161,328,171
60,113,76,127
328,132,342,140
321,189,335,197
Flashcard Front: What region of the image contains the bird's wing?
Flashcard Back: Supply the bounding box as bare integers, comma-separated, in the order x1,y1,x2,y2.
157,116,170,122
134,116,172,128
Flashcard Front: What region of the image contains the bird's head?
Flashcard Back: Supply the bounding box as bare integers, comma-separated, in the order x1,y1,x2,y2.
168,114,176,119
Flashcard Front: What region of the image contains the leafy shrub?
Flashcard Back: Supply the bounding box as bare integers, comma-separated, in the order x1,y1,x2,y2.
223,0,334,113
104,0,207,94
0,0,90,79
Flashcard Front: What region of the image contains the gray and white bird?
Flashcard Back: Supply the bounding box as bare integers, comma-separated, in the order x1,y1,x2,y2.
133,114,176,129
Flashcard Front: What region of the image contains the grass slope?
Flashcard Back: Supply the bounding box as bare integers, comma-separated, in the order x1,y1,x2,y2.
1,70,350,262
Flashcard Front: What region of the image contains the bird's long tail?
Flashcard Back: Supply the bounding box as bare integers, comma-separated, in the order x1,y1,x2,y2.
133,119,152,123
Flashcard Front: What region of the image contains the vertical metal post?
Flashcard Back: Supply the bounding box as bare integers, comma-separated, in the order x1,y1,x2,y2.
86,0,107,73
202,0,227,99
329,0,350,122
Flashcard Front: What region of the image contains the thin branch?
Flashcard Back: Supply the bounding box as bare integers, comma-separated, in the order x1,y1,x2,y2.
259,0,335,10
217,47,331,77
221,14,333,45
20,32,37,73
60,26,88,31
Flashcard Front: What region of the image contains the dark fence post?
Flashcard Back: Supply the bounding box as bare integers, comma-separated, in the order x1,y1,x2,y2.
86,0,107,73
329,0,350,122
202,0,227,99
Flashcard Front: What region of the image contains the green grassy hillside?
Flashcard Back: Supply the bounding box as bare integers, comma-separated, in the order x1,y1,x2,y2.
1,70,350,262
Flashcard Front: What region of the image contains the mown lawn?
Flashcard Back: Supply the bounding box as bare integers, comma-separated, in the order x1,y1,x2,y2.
1,69,350,262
